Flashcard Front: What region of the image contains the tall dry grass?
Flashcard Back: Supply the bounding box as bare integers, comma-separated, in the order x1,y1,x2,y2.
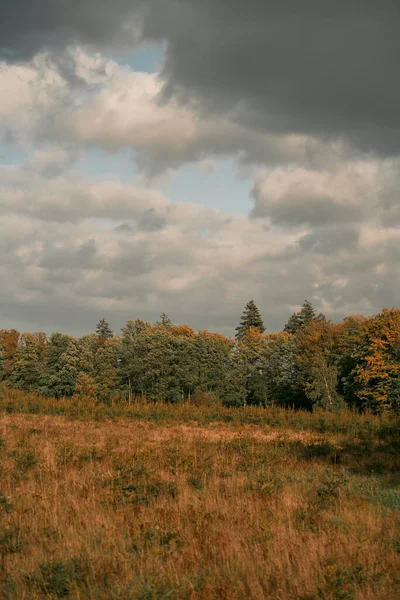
0,390,399,599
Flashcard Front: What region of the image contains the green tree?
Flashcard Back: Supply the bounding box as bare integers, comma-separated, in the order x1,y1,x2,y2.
156,313,173,327
193,331,232,394
96,318,113,339
259,332,307,409
94,337,123,403
235,300,265,339
223,328,268,406
296,320,344,412
284,300,325,334
40,333,73,397
11,333,47,391
45,334,98,398
50,338,80,397
121,319,152,340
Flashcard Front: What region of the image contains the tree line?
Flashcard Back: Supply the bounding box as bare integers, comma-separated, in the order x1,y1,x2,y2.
0,300,399,414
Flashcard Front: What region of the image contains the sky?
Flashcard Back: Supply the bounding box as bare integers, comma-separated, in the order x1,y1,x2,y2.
0,1,399,336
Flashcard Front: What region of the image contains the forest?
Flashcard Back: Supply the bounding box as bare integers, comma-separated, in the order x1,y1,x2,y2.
1,301,399,415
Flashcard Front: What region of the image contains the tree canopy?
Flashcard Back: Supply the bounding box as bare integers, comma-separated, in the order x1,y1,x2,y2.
0,306,399,415
235,300,265,339
96,318,113,339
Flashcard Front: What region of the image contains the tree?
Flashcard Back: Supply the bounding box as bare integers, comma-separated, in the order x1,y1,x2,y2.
94,337,123,403
284,300,325,334
11,333,47,391
49,338,80,397
40,333,72,397
335,315,368,409
75,373,98,402
121,319,152,340
295,320,344,411
194,331,232,394
261,332,307,408
43,334,98,398
96,318,113,339
235,300,265,339
0,329,20,381
354,309,400,413
156,313,173,328
223,327,269,407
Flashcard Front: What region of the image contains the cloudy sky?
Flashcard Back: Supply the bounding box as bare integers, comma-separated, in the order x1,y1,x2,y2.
1,1,399,336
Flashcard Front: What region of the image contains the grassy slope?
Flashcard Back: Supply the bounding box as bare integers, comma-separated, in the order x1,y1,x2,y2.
0,390,399,599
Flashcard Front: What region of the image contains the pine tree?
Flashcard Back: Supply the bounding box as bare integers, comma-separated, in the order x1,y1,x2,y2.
235,300,265,339
284,300,325,334
40,332,72,397
284,313,302,334
156,313,173,327
96,318,113,339
299,300,317,326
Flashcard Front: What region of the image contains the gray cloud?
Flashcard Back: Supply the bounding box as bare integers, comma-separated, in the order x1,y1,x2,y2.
1,2,399,336
3,2,400,156
253,191,362,227
251,158,400,231
297,226,359,255
137,208,167,232
0,158,399,338
149,1,400,156
0,0,141,62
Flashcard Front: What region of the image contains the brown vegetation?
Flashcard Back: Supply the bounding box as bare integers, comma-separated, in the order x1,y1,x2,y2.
0,391,399,599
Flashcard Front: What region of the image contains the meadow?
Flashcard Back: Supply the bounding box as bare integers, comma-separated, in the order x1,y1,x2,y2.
0,390,399,599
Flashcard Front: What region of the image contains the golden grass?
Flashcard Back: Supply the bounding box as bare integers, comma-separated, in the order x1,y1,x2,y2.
0,396,399,599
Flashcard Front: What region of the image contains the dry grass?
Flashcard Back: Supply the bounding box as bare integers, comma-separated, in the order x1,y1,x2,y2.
0,393,399,599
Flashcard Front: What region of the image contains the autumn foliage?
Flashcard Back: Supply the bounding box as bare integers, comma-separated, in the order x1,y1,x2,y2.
0,307,399,415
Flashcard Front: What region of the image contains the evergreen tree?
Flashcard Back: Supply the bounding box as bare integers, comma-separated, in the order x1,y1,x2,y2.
50,338,81,397
156,313,173,327
284,313,302,335
299,300,317,324
284,300,325,334
235,300,265,339
96,318,113,339
40,333,72,397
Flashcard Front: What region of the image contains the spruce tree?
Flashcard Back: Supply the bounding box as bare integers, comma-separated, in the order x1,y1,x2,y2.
235,300,265,339
284,300,325,334
284,312,302,334
96,318,113,339
156,313,173,327
298,300,317,326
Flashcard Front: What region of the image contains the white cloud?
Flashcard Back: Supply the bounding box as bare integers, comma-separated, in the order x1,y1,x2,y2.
251,160,399,227
1,48,356,173
0,45,399,335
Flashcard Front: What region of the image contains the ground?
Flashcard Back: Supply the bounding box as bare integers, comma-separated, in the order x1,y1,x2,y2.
0,392,399,599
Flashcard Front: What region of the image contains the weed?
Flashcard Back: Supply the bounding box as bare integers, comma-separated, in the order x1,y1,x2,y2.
246,471,284,496
0,493,12,514
0,393,398,599
11,446,37,479
0,526,24,555
28,560,70,598
188,475,204,490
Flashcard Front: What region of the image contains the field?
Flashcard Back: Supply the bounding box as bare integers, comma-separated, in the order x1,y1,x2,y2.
0,390,399,599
